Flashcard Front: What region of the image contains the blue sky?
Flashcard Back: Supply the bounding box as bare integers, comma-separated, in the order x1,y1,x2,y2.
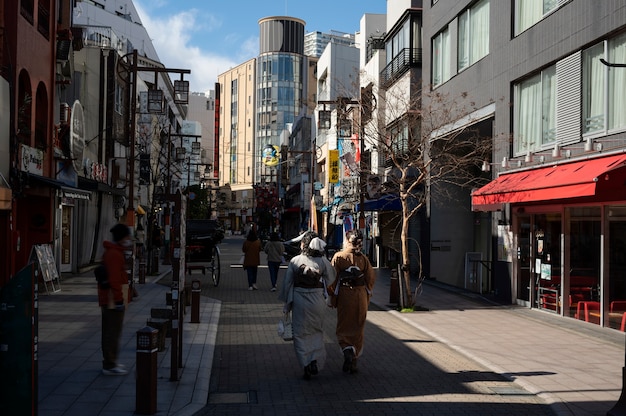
134,0,387,94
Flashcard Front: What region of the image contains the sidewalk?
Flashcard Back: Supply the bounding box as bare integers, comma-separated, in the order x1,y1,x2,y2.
37,268,219,416
370,269,625,416
36,253,625,416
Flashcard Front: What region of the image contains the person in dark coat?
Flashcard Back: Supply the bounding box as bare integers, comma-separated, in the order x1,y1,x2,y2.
98,223,132,375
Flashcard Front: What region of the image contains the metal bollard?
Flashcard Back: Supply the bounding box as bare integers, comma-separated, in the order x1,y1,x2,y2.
389,269,400,304
139,261,146,284
136,326,158,415
191,280,201,323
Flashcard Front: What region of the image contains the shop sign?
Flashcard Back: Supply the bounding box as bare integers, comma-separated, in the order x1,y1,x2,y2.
262,144,280,167
19,144,43,175
328,149,339,183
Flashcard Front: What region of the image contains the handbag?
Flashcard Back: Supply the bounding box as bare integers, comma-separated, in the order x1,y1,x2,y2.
277,312,293,341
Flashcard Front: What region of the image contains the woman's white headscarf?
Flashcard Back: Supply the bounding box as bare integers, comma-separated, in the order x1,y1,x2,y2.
309,237,326,252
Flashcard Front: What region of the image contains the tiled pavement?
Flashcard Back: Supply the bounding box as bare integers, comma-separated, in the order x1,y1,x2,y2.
36,235,625,415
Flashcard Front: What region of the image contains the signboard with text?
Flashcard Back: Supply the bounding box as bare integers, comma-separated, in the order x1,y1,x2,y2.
328,150,339,183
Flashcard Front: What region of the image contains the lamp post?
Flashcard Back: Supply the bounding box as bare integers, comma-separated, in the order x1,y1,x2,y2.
118,50,191,274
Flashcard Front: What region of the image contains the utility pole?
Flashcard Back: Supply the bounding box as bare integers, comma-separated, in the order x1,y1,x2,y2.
118,49,190,273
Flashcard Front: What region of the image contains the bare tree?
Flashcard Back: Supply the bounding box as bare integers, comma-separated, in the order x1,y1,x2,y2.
358,80,492,308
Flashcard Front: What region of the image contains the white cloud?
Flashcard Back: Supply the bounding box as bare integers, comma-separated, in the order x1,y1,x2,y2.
134,2,240,94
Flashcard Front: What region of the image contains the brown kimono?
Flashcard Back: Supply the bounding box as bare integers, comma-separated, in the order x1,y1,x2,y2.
328,249,376,357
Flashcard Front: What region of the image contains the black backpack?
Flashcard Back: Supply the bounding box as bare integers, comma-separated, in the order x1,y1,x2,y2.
95,264,110,289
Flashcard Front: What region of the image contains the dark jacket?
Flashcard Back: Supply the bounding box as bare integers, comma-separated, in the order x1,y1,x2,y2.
242,239,262,268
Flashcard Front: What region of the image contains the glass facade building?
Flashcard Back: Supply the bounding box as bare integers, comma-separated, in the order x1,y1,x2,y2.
256,17,307,183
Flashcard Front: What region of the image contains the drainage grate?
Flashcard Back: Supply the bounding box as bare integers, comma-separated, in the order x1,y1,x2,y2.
208,391,258,404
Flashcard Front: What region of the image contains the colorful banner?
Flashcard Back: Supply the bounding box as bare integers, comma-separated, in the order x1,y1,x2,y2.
328,149,339,183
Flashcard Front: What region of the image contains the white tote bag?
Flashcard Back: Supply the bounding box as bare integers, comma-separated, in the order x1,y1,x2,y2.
277,312,293,341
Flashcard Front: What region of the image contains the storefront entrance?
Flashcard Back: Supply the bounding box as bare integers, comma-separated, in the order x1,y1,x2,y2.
514,206,626,330
516,213,562,311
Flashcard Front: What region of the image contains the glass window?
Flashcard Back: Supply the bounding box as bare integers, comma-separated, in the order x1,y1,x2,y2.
514,65,556,154
583,34,626,135
458,0,490,71
608,206,626,330
583,42,605,134
515,0,563,35
568,207,601,323
432,27,451,87
608,33,626,131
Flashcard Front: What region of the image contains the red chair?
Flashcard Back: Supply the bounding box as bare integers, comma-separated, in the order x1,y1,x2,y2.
575,301,600,323
610,301,626,312
621,312,626,332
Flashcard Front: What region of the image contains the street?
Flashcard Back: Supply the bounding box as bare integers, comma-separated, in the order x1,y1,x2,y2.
192,235,556,416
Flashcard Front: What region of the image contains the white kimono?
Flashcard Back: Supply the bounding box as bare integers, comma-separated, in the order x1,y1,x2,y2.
278,254,336,370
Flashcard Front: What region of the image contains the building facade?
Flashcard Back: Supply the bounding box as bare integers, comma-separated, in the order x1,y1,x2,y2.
216,59,256,232
424,0,626,331
304,30,355,59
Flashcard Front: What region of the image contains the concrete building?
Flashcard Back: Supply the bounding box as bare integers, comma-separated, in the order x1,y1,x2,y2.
424,0,626,331
186,91,216,183
216,58,256,232
67,0,189,271
304,30,355,58
314,39,361,247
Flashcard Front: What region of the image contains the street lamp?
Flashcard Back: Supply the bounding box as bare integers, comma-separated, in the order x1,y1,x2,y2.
117,50,191,276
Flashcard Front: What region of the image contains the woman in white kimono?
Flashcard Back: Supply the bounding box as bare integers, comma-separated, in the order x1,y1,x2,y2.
279,232,336,380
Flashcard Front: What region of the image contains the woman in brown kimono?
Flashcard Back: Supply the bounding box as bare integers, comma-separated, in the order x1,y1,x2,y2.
328,229,376,374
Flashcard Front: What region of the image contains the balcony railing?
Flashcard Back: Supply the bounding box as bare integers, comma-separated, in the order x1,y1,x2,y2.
380,48,422,87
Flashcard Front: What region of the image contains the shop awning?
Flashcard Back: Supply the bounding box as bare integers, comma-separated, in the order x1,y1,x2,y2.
356,193,402,212
27,173,91,201
78,177,125,196
472,154,626,211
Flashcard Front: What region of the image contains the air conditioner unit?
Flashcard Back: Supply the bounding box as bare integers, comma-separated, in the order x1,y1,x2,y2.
59,103,70,125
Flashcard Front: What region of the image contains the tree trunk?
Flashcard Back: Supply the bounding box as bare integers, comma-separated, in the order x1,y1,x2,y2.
400,199,414,308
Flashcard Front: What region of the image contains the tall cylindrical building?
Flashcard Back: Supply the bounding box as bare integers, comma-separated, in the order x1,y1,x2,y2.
256,17,307,184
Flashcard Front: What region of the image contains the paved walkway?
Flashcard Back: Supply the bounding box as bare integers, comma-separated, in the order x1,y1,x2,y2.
38,269,219,416
36,235,625,415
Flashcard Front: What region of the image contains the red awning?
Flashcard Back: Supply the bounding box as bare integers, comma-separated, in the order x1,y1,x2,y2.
472,154,626,211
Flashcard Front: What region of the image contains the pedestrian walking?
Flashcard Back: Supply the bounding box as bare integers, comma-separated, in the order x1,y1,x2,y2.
328,229,376,374
264,232,284,291
242,229,262,290
279,232,336,380
99,223,132,375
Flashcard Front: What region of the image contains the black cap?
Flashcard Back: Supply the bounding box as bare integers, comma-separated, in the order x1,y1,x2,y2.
110,224,131,242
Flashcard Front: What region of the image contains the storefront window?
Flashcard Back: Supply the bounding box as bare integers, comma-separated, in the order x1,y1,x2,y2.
608,206,626,330
567,207,601,323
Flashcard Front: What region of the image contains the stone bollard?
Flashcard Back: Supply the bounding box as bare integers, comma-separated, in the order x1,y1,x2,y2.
191,280,201,323
136,326,158,415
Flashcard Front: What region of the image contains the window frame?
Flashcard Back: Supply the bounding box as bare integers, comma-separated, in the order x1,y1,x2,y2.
457,0,490,72
514,65,557,155
432,26,451,87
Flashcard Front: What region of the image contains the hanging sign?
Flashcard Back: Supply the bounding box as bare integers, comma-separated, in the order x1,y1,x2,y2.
328,149,339,183
262,144,281,167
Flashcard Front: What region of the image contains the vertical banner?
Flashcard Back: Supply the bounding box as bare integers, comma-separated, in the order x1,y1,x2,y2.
328,150,339,183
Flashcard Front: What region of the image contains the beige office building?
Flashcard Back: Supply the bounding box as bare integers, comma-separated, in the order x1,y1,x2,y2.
217,59,257,232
